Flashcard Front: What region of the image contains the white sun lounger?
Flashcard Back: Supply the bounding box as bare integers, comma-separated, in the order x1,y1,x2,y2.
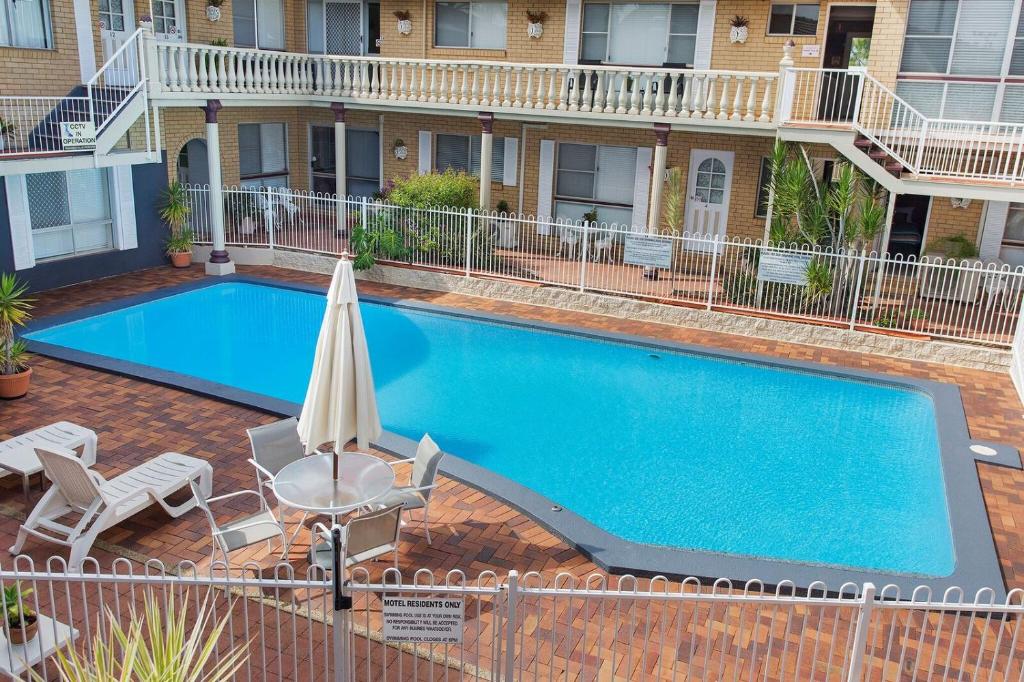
10,447,213,569
0,421,98,469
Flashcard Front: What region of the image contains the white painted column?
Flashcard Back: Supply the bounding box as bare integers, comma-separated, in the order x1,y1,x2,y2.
478,112,494,211
775,40,796,122
204,100,235,276
72,0,97,81
331,103,347,199
647,124,670,233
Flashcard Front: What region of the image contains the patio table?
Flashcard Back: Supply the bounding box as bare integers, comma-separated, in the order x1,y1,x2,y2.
271,452,395,567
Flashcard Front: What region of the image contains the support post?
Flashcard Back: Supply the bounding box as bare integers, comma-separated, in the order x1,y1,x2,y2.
503,571,519,682
849,249,868,330
647,124,670,234
465,208,473,277
579,224,589,291
846,583,876,682
478,112,494,212
775,40,796,123
203,100,234,275
870,191,899,321
331,103,348,237
706,236,719,310
331,526,352,682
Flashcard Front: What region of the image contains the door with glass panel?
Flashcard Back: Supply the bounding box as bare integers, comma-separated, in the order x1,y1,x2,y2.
684,150,733,250
310,125,380,197
309,0,365,55
151,0,187,42
98,0,138,86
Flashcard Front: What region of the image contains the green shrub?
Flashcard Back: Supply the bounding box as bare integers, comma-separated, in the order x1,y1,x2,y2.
388,170,479,210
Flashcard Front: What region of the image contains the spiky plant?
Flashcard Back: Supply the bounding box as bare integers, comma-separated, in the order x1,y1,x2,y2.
662,167,685,234
0,274,32,376
159,181,192,238
38,590,248,682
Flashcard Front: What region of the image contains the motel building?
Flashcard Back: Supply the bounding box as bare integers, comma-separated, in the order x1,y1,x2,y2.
0,0,1021,296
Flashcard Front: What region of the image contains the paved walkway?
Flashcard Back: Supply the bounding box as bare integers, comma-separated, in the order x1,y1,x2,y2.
2,264,1023,680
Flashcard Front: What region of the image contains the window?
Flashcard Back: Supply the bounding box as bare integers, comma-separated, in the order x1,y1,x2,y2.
1010,9,1024,75
435,134,505,181
234,0,285,49
580,2,698,66
151,0,182,37
310,126,381,197
755,157,772,219
767,3,819,36
1004,203,1024,245
239,123,288,188
25,170,113,260
554,143,635,227
0,0,52,48
435,0,507,49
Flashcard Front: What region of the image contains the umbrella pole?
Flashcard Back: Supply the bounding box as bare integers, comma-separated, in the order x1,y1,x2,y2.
333,451,340,481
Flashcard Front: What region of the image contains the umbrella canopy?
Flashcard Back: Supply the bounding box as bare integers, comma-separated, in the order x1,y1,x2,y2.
298,257,382,469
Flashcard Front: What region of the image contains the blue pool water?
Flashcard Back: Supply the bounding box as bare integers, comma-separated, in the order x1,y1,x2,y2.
27,282,954,576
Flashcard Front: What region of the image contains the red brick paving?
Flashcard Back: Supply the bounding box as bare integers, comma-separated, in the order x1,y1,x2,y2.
2,263,1024,680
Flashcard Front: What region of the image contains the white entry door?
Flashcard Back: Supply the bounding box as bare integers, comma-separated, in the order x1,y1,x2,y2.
684,149,734,250
98,0,138,86
326,0,364,55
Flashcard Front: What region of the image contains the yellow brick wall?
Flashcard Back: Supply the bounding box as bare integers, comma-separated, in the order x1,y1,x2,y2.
378,0,566,61
923,198,985,249
710,1,908,88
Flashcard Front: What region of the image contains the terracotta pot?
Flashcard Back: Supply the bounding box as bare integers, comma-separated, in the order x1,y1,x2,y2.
169,251,192,268
0,368,31,400
8,619,37,645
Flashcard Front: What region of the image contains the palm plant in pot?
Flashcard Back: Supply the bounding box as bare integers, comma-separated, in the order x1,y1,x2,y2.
3,583,37,645
0,274,33,400
160,181,194,268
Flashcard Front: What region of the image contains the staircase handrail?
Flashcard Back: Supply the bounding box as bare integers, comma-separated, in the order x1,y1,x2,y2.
86,28,147,134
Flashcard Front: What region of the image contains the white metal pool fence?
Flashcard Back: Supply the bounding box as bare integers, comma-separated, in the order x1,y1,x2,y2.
3,554,1024,681
184,185,1024,348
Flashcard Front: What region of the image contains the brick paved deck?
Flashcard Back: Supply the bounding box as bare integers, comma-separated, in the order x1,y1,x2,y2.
3,264,1024,680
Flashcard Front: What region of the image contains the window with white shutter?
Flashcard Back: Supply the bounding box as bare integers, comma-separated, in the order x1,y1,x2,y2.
553,142,636,227
1,0,53,48
24,169,114,261
435,133,505,182
239,123,289,188
580,1,699,66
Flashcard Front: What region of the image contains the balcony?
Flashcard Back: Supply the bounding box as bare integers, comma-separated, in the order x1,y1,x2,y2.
148,40,780,130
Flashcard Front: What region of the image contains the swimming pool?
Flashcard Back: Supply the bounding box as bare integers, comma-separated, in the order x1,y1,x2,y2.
25,277,1016,589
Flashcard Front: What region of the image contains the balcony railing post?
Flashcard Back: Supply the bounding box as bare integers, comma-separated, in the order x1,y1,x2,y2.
850,69,866,125
846,583,876,682
913,118,928,174
774,41,796,123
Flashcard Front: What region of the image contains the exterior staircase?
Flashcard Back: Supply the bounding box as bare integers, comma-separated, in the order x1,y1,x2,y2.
853,135,907,178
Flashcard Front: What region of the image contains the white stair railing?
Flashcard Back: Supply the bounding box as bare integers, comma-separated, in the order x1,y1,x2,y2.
87,27,151,153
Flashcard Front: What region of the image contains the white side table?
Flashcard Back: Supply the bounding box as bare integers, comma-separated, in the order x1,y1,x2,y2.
0,615,78,677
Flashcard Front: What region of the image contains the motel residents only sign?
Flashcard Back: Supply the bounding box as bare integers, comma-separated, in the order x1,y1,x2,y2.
60,122,97,151
624,234,673,269
757,249,812,286
382,597,465,643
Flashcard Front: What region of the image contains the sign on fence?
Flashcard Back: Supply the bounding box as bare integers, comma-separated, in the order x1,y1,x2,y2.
382,597,464,644
623,234,673,269
757,250,812,285
60,121,97,150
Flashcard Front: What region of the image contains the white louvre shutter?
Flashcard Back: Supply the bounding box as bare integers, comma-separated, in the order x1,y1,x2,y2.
980,201,1010,262
537,139,556,235
694,0,716,70
112,166,138,250
502,137,518,186
631,147,653,231
418,131,432,175
260,123,287,175
563,0,582,64
950,0,1014,76
4,175,34,270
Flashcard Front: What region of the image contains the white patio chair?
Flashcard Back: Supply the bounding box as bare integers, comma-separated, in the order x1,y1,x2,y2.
247,417,316,546
189,479,289,565
374,434,444,544
312,504,403,570
591,230,615,263
10,447,213,569
559,226,580,259
271,187,304,228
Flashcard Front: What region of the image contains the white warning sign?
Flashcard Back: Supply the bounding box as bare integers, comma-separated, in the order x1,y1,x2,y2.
382,597,464,644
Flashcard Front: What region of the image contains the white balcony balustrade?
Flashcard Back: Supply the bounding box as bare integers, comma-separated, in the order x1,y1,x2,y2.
150,42,778,125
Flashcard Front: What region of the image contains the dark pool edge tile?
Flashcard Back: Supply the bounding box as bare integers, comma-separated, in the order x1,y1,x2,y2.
23,273,1021,600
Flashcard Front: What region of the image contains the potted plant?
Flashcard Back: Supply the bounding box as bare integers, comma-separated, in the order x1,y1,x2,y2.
729,15,749,44
906,308,927,331
160,181,194,268
526,10,547,38
3,583,37,645
494,200,518,247
0,274,33,400
0,117,15,153
394,10,412,35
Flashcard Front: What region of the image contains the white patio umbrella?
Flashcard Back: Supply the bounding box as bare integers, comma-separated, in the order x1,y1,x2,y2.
297,255,382,480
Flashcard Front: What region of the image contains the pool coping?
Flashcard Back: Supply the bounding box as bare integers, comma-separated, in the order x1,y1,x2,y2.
23,274,1023,599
